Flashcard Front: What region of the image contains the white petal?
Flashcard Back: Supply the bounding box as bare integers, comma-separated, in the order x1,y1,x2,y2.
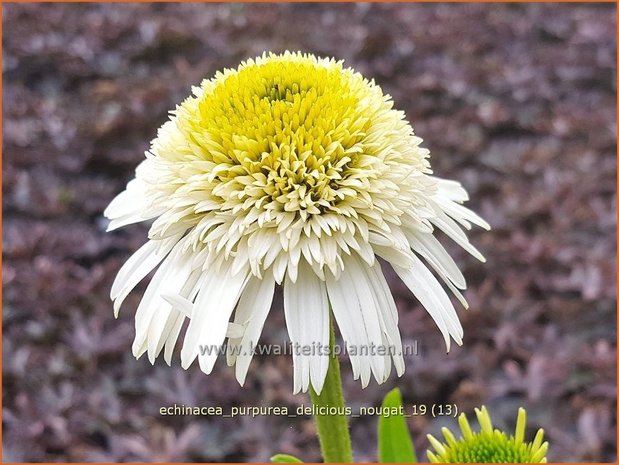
364,261,404,377
104,180,152,231
139,257,191,343
406,230,466,289
326,272,366,384
146,267,202,363
107,215,143,232
111,235,180,316
147,308,182,363
226,322,245,339
164,311,186,365
433,177,469,202
283,260,329,394
104,179,146,218
230,273,275,385
435,196,490,231
161,293,193,318
442,278,470,309
133,337,147,359
226,275,271,359
180,261,249,373
434,178,490,230
129,249,194,362
392,254,463,351
430,209,486,262
153,269,204,365
328,254,386,387
273,254,288,285
130,256,177,358
373,244,415,269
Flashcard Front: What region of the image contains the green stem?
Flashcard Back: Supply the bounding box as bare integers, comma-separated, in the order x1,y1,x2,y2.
309,313,353,463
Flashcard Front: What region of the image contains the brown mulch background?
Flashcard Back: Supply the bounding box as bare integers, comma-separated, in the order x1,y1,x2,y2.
3,3,616,462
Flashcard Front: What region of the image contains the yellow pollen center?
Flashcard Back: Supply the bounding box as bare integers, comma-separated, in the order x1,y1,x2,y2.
174,55,383,222
144,52,430,279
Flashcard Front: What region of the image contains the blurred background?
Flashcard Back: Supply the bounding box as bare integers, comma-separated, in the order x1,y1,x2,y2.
2,3,616,462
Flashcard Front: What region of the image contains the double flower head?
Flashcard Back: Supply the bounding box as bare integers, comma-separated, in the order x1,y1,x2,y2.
105,52,489,395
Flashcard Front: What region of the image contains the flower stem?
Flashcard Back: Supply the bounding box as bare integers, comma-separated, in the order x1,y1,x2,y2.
309,313,353,463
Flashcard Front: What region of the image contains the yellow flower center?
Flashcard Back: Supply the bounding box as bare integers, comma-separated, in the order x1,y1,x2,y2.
145,52,431,280
172,53,392,223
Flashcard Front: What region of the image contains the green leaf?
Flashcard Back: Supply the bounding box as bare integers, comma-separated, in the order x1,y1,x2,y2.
270,453,304,463
377,388,417,463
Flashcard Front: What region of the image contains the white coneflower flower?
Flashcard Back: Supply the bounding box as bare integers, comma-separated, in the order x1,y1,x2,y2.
105,52,489,394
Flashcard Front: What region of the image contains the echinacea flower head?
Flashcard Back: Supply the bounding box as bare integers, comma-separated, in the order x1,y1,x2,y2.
427,406,549,463
105,52,489,394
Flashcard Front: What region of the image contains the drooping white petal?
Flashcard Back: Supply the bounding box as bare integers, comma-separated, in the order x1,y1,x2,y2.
104,178,153,231
110,235,180,316
364,260,405,377
435,178,469,200
327,253,387,387
437,197,490,231
163,292,247,339
104,179,145,217
392,253,463,351
147,309,183,362
405,230,466,289
226,322,246,339
180,260,249,373
325,270,366,384
434,178,490,230
429,208,486,263
146,267,202,363
129,254,180,358
283,259,329,394
163,311,186,366
161,293,193,318
372,244,416,270
129,244,194,362
227,272,276,385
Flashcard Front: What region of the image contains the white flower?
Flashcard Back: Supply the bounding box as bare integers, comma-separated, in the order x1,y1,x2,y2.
105,52,489,394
